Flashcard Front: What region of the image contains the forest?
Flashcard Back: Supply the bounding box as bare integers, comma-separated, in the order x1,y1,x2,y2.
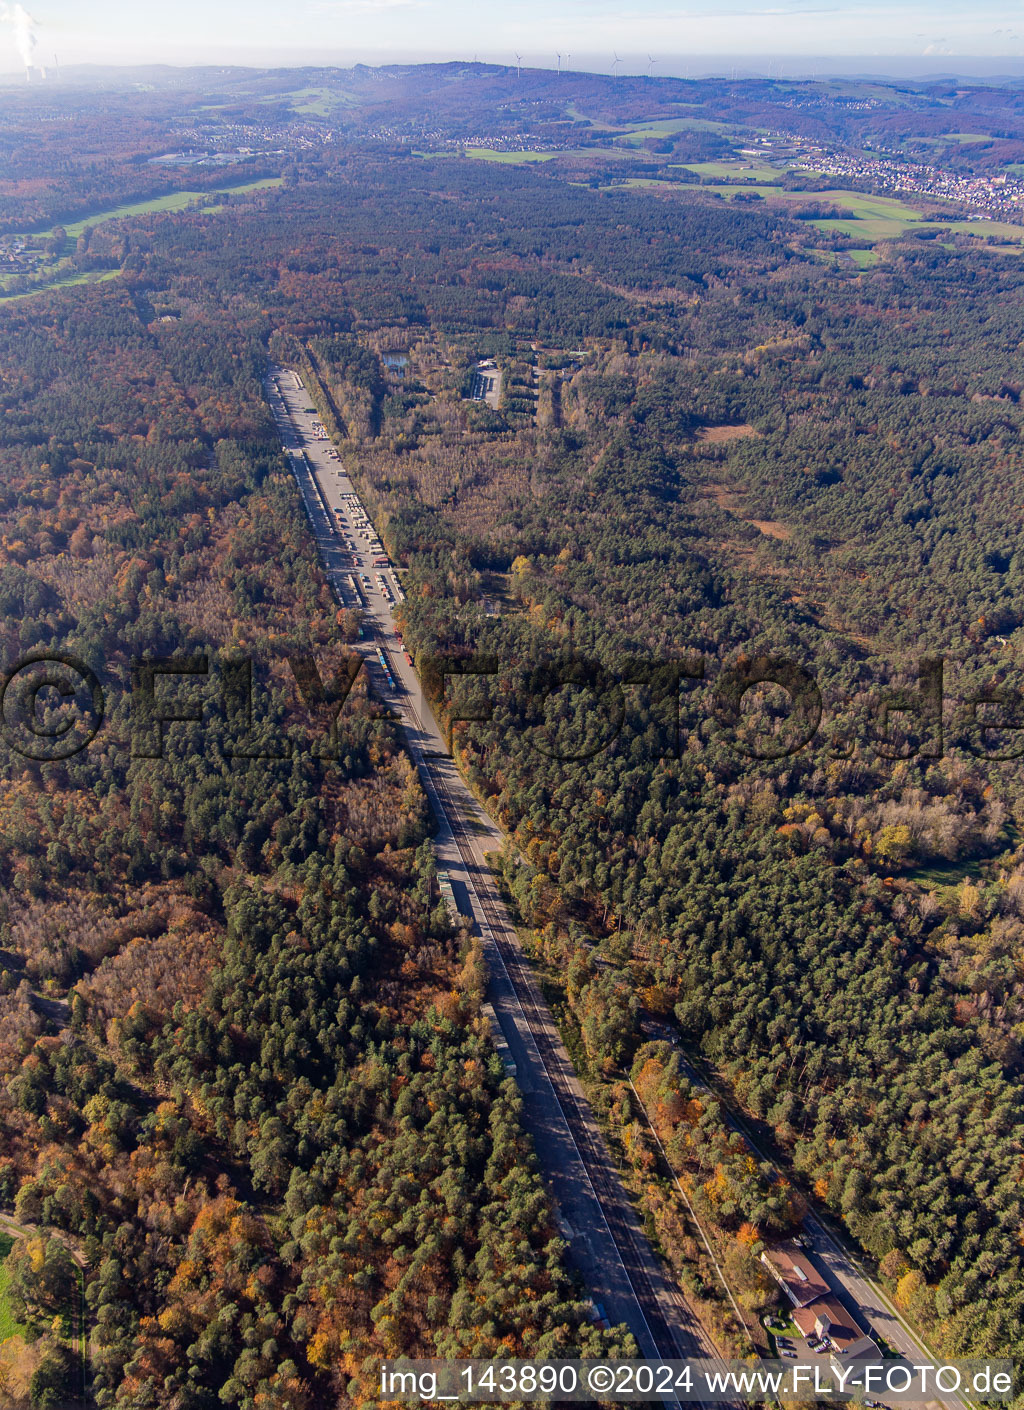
2,72,1024,1404
0,210,629,1405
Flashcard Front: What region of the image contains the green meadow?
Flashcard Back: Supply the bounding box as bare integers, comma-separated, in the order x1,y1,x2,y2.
920,132,993,145
0,1233,25,1342
700,184,1023,247
614,116,734,144
54,177,283,239
464,148,559,163
596,174,1024,256
680,160,785,180
1,177,285,303
0,269,120,303
846,248,881,267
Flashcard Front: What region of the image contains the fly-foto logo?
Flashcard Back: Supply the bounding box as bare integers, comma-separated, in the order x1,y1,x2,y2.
424,652,1024,764
3,648,1022,767
0,650,365,761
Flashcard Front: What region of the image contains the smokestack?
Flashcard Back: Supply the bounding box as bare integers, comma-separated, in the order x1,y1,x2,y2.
1,4,38,78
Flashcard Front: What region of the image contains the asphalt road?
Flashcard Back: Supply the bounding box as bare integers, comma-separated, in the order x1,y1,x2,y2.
654,1039,968,1410
265,366,733,1395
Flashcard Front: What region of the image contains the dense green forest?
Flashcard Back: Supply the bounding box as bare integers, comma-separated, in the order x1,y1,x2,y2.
3,72,1024,1401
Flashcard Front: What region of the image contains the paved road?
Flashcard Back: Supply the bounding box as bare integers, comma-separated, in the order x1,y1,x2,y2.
265,366,734,1397
648,1036,968,1410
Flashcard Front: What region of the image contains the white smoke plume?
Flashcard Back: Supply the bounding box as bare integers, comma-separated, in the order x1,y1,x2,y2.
2,4,38,76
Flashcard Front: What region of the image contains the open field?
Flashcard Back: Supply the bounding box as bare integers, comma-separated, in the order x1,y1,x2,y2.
1,177,283,301
56,178,280,238
62,190,215,237
904,857,986,895
810,248,881,268
702,184,1024,246
219,176,284,195
613,117,735,144
201,178,284,214
566,107,728,138
594,175,1024,256
53,177,282,239
464,147,559,163
919,132,993,145
706,184,925,225
609,177,684,189
284,87,343,115
699,423,757,443
0,1233,25,1342
0,269,120,303
817,79,925,104
938,217,1024,240
680,160,785,180
815,208,1024,244
805,191,934,241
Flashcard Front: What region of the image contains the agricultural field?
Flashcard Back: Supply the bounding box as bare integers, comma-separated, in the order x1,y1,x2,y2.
608,178,682,191
588,176,1024,257
0,269,120,303
57,177,283,239
283,86,354,115
703,184,923,228
463,148,559,163
938,219,1024,242
564,103,628,131
680,159,785,180
846,248,880,267
614,116,735,143
919,132,994,145
812,200,1024,246
696,184,1023,248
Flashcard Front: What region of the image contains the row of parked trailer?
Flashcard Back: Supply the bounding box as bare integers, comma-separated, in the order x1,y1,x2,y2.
375,642,396,693
335,493,409,606
394,629,414,667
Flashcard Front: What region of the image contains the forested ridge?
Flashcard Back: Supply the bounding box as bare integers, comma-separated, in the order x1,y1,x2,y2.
3,117,1024,1399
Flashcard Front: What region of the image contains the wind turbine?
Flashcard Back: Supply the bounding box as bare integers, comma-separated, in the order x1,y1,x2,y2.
565,52,571,73
612,52,622,77
647,54,656,78
515,52,522,79
556,51,561,75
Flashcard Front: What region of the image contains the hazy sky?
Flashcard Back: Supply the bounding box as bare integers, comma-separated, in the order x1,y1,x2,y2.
3,0,1022,72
